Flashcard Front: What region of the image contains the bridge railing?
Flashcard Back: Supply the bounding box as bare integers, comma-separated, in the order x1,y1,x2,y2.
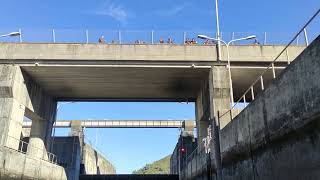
0,28,316,45
219,8,320,122
4,135,59,165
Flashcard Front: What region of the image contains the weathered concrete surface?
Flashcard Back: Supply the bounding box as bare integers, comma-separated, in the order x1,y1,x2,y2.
82,143,116,175
0,146,66,180
0,43,304,101
0,65,56,152
0,65,65,179
0,43,304,63
51,137,81,180
176,65,230,180
220,35,320,180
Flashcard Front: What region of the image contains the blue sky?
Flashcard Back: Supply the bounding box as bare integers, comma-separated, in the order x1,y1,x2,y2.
2,0,319,174
0,0,319,31
0,0,319,44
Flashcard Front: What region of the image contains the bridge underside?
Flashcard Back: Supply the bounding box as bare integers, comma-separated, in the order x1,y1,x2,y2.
21,65,283,101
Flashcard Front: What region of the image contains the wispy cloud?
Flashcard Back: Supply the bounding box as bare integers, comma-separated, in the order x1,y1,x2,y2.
156,3,190,16
94,1,129,24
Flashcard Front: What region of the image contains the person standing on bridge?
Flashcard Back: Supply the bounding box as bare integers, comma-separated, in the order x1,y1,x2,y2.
159,37,164,44
98,35,105,44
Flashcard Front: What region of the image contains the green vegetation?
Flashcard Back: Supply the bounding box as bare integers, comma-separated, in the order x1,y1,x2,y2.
132,155,171,174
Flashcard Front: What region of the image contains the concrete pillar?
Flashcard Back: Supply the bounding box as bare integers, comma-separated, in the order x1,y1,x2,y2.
27,117,48,159
195,65,230,179
0,65,28,149
208,65,231,180
0,65,57,159
25,85,57,160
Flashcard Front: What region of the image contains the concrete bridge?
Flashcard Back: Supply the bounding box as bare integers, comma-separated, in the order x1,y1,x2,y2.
0,40,315,180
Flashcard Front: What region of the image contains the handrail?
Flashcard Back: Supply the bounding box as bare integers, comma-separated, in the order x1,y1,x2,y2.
4,135,59,164
0,29,313,45
219,8,320,120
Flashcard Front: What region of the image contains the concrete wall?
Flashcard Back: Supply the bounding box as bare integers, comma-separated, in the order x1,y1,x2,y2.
0,43,304,63
0,65,56,151
170,135,197,175
82,143,116,175
52,137,81,180
0,146,66,180
219,36,320,180
0,65,66,179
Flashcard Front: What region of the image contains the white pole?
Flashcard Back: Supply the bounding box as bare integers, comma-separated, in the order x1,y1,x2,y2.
52,29,56,43
226,42,234,106
118,30,122,44
151,30,154,44
19,29,22,42
303,28,309,46
86,29,89,44
215,0,222,61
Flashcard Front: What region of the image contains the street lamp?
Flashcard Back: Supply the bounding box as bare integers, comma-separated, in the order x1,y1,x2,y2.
0,31,21,38
198,34,256,106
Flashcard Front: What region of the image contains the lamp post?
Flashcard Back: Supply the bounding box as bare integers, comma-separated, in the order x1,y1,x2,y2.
198,34,256,106
214,0,222,61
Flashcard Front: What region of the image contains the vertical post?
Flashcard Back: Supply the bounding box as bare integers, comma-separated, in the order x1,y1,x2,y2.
183,32,187,44
251,86,255,100
264,32,267,45
243,95,246,108
303,28,309,46
215,0,222,61
231,32,235,45
151,30,154,44
118,30,122,44
260,76,264,90
86,29,89,44
286,49,291,64
296,34,299,45
19,29,22,42
52,29,56,43
271,63,276,79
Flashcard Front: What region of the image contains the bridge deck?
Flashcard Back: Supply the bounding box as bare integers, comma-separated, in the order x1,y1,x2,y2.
0,43,305,101
23,120,195,128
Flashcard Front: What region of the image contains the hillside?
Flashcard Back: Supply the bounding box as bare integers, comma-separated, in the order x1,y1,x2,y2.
132,155,171,174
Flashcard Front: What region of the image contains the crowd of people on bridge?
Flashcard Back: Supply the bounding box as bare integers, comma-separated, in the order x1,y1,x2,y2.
97,35,260,45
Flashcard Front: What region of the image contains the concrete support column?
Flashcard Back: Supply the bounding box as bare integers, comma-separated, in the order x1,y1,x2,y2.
0,65,57,158
208,65,231,180
27,118,48,160
0,65,28,149
195,65,230,179
25,84,57,160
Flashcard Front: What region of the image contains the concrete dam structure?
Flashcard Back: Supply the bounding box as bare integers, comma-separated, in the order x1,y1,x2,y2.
0,33,319,180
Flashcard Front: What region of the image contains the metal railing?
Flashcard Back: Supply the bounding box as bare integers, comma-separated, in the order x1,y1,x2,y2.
219,8,320,121
0,29,315,45
4,135,59,164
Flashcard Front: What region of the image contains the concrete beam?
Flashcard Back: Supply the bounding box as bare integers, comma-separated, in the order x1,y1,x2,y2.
0,43,304,63
23,120,195,128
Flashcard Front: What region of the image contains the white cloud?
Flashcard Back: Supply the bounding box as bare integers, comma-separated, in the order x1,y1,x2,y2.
156,3,190,16
95,1,129,24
